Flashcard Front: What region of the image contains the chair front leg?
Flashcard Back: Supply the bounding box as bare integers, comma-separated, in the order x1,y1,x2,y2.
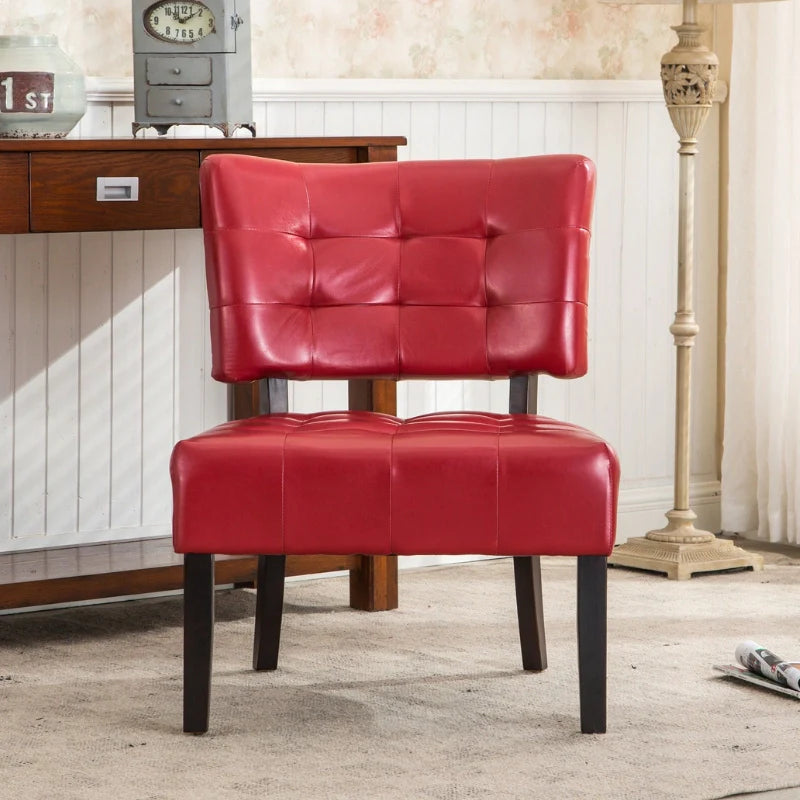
577,555,607,734
513,556,547,671
253,555,286,670
183,553,214,734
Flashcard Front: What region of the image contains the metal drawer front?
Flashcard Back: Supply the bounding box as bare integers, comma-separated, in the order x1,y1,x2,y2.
146,56,212,85
146,88,212,118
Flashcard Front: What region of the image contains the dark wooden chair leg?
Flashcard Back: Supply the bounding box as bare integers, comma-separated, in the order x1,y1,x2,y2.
513,556,547,671
253,555,286,670
577,555,607,734
183,553,214,735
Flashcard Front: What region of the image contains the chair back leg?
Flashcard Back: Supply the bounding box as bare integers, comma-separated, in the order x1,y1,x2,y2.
577,555,607,734
183,553,215,734
253,555,287,670
513,556,547,671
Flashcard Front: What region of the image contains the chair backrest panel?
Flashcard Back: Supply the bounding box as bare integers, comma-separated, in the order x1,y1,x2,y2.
201,154,595,382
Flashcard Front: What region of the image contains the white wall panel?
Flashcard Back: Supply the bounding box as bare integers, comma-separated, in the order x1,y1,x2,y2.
265,102,296,137
437,103,466,158
323,101,354,136
0,79,721,560
296,101,324,135
175,230,206,440
110,231,144,531
45,234,81,536
0,238,14,545
141,230,176,526
618,103,651,483
12,235,48,540
353,101,382,136
77,233,113,535
518,102,546,155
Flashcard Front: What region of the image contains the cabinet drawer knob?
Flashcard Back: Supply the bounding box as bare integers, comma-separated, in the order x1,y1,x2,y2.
172,67,181,75
174,97,183,106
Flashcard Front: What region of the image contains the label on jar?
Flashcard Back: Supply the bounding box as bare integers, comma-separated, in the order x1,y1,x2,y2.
0,72,54,114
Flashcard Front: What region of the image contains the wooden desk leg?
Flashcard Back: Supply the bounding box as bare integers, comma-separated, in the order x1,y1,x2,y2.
348,379,399,611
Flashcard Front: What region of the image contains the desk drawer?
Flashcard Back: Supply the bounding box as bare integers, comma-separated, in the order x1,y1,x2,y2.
30,151,200,232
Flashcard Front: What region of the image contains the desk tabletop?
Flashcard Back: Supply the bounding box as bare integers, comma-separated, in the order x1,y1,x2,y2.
0,135,407,152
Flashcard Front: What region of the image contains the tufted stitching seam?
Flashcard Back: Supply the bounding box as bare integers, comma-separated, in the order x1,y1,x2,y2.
396,238,403,375
395,164,403,376
301,167,312,240
210,226,591,236
298,170,316,373
495,428,501,555
280,426,290,552
484,162,495,375
484,160,493,239
209,299,589,310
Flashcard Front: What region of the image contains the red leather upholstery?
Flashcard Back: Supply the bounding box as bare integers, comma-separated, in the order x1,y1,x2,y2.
172,155,619,559
200,155,594,382
173,411,618,556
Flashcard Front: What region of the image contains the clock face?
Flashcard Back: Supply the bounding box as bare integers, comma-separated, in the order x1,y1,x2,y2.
143,2,216,44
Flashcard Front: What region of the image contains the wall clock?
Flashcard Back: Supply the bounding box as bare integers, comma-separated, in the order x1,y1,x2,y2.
131,0,255,137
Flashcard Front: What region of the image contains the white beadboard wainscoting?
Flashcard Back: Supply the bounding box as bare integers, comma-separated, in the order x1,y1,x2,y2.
0,78,721,578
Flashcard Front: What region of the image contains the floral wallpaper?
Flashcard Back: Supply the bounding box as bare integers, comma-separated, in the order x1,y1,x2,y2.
0,0,712,80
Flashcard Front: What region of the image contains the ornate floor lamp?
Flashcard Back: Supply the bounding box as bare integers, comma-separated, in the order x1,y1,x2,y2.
601,0,779,579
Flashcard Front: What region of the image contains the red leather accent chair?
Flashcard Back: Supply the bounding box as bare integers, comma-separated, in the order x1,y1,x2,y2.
171,154,620,735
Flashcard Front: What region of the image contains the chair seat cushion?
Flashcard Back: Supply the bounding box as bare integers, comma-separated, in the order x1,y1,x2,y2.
171,411,619,557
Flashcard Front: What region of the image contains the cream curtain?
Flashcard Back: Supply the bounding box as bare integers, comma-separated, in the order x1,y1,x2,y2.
722,0,800,543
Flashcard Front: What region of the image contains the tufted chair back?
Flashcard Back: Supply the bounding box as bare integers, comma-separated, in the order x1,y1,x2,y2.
200,154,595,382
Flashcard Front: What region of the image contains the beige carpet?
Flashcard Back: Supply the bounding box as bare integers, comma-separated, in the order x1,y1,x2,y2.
1,552,799,800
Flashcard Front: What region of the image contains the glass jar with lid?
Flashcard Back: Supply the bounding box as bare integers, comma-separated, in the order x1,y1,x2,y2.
0,35,86,138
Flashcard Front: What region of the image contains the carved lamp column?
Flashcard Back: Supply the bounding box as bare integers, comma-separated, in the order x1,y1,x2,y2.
599,0,780,579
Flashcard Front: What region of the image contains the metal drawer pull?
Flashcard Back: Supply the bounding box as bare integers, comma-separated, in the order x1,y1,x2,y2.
96,177,139,202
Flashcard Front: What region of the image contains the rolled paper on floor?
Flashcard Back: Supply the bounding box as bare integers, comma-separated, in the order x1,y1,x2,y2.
735,640,800,692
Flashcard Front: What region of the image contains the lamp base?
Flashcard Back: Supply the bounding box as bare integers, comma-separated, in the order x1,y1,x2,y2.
607,533,764,581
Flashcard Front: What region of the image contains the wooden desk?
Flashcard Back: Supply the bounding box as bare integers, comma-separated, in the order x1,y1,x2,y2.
0,136,404,612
